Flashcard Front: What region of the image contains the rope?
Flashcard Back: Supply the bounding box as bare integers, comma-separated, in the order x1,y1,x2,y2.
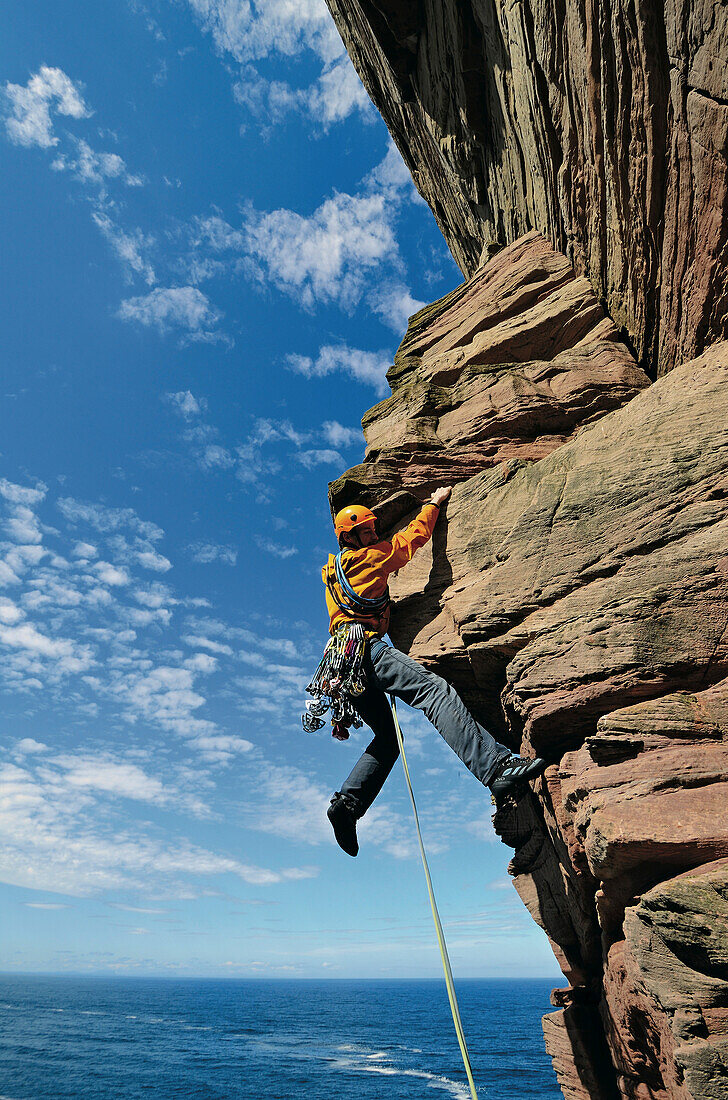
325,551,390,619
389,696,480,1100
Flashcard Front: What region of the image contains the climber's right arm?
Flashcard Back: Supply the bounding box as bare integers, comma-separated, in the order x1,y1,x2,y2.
384,486,452,573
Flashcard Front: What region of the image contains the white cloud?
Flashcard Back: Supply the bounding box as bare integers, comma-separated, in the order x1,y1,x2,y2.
191,734,254,763
186,0,373,129
233,54,370,129
15,738,48,755
185,0,341,65
238,144,416,314
306,55,371,125
296,448,343,469
5,505,43,544
0,598,23,624
368,282,426,333
287,344,391,396
0,479,48,506
364,141,414,193
117,286,224,342
52,754,169,804
92,213,156,285
57,498,164,542
182,634,234,656
200,444,236,469
242,190,397,311
3,66,90,149
321,421,362,448
72,541,98,559
0,621,93,674
0,759,316,895
95,561,131,587
166,390,207,419
53,138,143,188
255,536,298,559
188,542,238,565
135,548,172,573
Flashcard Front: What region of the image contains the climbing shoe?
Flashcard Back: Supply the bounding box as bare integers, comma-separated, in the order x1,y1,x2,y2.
489,754,547,800
327,793,359,857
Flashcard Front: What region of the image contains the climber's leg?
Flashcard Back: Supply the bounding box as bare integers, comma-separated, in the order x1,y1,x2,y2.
369,638,511,787
337,678,400,815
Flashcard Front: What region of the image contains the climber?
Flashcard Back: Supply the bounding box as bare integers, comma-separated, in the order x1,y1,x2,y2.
322,487,547,856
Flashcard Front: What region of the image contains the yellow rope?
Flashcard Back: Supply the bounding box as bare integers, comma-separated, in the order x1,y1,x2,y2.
389,696,480,1100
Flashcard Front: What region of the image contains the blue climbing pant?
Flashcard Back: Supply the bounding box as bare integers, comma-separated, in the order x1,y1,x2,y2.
339,639,510,816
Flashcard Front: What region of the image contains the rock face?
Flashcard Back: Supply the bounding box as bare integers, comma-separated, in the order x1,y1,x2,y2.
329,235,728,1097
325,0,728,377
325,0,728,1091
331,232,647,511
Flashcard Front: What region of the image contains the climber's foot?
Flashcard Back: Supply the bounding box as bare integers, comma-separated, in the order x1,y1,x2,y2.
489,755,547,801
327,793,359,857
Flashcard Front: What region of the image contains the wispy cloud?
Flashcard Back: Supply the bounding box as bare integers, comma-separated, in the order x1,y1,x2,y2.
2,67,168,309
92,214,156,285
165,390,208,419
164,396,353,498
239,143,419,320
321,421,362,448
287,344,391,395
52,138,143,188
188,542,238,566
296,449,343,470
255,536,298,559
184,0,368,130
0,758,316,896
233,55,371,130
368,283,425,334
118,286,226,344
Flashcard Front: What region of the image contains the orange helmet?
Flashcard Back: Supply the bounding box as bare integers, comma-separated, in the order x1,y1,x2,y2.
334,505,377,538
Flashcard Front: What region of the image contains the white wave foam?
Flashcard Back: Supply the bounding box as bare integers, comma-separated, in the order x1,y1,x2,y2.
332,1046,473,1099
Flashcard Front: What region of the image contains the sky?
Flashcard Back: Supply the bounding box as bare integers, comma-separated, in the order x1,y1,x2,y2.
0,0,560,980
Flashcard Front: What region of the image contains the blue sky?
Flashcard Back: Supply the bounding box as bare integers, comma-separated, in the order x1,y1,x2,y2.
1,0,560,979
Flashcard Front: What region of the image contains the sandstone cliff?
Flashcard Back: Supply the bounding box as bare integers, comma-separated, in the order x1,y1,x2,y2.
328,233,728,1097
325,0,728,378
325,0,728,1094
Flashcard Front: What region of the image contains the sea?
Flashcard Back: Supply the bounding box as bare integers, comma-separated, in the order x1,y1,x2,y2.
0,976,562,1099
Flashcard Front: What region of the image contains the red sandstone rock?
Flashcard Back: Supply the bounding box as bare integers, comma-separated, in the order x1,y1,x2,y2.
330,243,728,1095
330,233,648,514
543,1004,622,1099
324,0,728,376
602,860,728,1098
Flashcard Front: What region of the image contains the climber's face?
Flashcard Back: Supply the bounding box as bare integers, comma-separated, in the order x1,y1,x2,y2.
356,522,378,547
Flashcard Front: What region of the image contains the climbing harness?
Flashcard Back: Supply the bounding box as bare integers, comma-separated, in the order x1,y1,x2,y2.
302,622,367,738
326,550,390,619
390,696,480,1100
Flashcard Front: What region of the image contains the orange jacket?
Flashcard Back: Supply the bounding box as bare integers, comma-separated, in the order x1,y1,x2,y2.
322,502,440,636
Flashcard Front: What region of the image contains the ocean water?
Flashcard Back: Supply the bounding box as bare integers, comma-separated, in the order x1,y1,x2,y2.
0,977,561,1099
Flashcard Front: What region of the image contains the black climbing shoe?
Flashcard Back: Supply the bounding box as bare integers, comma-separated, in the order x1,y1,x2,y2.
489,754,547,800
327,793,359,857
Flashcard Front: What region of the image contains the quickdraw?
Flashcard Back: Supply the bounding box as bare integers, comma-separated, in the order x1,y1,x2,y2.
302,622,367,739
